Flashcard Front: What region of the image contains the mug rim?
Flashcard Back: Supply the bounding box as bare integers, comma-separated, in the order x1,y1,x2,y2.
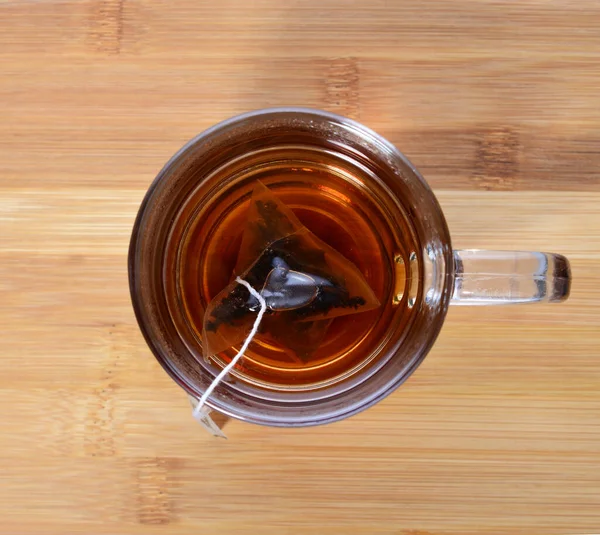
129,107,454,427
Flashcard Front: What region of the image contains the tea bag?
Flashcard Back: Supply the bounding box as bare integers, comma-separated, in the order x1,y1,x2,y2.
202,181,380,364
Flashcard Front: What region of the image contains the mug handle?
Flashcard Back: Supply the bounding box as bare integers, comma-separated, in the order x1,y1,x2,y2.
451,250,571,305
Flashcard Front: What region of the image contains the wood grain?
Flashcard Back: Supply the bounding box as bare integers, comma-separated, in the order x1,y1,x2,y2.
1,1,599,533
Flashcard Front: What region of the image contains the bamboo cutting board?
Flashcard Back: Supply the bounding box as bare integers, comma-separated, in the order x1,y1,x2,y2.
1,1,599,533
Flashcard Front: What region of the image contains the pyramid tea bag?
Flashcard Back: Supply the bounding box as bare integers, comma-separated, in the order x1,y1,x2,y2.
202,181,380,363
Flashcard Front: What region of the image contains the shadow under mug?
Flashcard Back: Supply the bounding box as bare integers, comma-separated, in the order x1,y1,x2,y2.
129,108,571,433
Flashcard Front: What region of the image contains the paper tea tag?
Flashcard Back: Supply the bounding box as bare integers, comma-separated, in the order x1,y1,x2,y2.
189,395,227,439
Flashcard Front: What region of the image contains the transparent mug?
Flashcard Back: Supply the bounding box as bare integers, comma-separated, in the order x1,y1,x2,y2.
128,108,571,436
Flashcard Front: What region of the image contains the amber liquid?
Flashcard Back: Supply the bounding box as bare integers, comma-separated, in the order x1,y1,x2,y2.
165,145,419,391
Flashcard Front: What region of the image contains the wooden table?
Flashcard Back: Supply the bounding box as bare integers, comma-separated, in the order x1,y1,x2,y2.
2,1,599,533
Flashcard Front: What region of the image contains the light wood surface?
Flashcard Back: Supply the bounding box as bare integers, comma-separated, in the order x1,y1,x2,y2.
1,1,600,533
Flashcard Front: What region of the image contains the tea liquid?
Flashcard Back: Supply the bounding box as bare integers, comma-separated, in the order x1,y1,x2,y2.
168,145,420,391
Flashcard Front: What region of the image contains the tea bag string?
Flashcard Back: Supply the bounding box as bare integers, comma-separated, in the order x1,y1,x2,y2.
194,277,267,416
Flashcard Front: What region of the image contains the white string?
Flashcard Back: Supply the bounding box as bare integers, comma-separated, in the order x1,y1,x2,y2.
194,277,267,416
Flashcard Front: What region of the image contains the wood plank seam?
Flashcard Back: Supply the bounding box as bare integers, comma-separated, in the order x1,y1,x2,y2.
135,457,172,525
324,57,360,120
89,0,125,55
84,324,121,457
472,127,521,191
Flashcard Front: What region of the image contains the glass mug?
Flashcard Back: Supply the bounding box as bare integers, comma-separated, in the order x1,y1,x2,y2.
129,108,571,436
